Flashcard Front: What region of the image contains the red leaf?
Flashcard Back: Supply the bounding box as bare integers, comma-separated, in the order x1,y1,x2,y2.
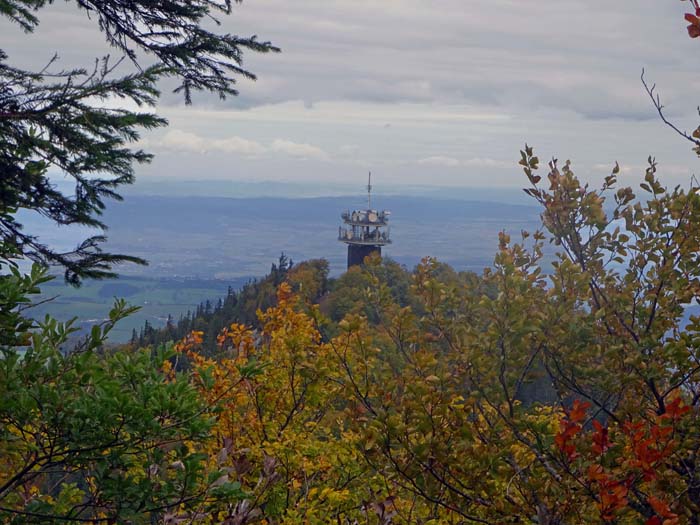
597,480,628,521
651,425,673,440
661,397,690,422
587,464,607,482
648,495,672,514
569,400,591,423
688,24,700,38
647,496,679,525
555,420,581,461
592,420,609,455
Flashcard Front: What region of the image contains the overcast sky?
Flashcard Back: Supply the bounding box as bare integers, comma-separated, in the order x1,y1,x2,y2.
4,0,700,194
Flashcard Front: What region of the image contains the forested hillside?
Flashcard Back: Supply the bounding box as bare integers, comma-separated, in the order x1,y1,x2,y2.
4,0,700,523
133,254,489,354
99,155,700,524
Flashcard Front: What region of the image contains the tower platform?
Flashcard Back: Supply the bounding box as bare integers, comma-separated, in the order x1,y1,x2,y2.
338,174,391,268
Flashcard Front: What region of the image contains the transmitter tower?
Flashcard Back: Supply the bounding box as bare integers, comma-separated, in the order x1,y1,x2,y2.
338,173,391,268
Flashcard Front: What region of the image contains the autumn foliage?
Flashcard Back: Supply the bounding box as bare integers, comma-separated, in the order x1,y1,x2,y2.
144,146,700,523
211,149,700,523
4,144,700,524
74,144,693,524
5,0,700,522
554,398,688,523
684,0,700,37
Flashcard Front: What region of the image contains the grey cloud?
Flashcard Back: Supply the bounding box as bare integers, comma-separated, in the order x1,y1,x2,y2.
418,156,461,168
3,0,695,121
200,0,694,119
149,129,329,161
4,0,700,189
270,139,329,160
155,130,267,156
417,156,512,169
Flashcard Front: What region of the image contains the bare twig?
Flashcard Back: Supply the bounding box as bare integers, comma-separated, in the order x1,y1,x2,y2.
641,68,700,149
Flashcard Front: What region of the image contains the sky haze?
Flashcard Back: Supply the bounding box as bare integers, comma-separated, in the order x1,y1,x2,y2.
3,0,700,194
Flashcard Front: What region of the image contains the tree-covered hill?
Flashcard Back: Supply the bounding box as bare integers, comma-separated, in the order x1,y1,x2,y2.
132,253,492,354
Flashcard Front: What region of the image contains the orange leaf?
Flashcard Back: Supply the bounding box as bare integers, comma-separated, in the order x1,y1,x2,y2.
661,397,690,422
569,400,591,423
651,425,673,440
648,495,679,525
587,464,607,482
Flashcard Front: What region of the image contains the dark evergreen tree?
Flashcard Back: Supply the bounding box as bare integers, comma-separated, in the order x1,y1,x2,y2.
136,258,334,354
0,0,279,284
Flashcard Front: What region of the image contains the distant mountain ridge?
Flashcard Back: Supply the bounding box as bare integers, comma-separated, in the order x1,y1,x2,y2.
121,179,532,204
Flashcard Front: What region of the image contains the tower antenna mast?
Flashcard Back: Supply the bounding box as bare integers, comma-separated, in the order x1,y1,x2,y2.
367,171,372,209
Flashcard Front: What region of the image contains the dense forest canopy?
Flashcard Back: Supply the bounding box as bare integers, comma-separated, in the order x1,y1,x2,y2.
132,255,484,353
